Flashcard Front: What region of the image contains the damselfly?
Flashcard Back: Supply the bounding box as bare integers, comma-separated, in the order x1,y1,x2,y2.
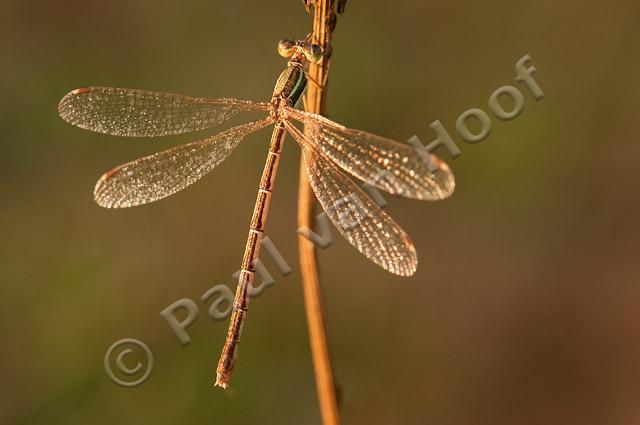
58,39,455,388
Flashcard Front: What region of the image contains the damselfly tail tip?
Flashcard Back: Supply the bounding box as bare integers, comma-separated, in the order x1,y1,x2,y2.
214,374,229,390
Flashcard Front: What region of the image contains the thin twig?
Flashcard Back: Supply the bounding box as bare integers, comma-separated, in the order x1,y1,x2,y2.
298,1,342,425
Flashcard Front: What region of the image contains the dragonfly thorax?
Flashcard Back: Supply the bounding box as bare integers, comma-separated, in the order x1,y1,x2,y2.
271,63,307,108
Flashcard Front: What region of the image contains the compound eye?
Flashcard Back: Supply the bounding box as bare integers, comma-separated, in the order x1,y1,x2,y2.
303,44,324,63
277,39,296,57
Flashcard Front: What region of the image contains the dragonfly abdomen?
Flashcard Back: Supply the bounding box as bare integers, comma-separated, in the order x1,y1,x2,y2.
215,121,287,388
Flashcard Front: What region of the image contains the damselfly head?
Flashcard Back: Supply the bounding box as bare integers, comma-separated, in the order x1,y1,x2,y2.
277,39,323,64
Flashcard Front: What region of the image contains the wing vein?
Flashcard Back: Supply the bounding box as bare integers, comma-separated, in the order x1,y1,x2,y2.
285,120,417,276
286,107,455,200
94,116,274,208
59,87,270,137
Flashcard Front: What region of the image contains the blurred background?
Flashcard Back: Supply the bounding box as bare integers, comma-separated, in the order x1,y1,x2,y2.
2,1,639,424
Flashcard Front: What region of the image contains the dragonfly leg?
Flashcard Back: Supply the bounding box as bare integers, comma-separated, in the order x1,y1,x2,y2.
306,71,329,91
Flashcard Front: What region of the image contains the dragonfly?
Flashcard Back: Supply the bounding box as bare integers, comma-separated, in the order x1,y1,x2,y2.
58,38,455,389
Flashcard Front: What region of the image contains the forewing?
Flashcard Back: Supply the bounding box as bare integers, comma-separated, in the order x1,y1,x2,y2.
286,122,417,276
94,117,274,208
286,108,455,200
59,87,270,137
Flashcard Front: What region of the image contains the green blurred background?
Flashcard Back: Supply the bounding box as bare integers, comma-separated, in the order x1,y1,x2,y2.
2,1,639,424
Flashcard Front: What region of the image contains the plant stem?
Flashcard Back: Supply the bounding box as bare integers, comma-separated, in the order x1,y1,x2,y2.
298,1,342,425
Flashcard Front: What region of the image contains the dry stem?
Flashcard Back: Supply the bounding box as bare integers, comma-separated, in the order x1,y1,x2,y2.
298,1,342,425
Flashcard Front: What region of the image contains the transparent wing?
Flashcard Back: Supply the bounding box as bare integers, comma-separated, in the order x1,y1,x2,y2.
94,117,274,208
59,87,271,137
285,121,417,276
286,107,455,200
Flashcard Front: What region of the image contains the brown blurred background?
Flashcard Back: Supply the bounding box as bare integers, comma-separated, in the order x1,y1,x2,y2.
1,1,639,424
